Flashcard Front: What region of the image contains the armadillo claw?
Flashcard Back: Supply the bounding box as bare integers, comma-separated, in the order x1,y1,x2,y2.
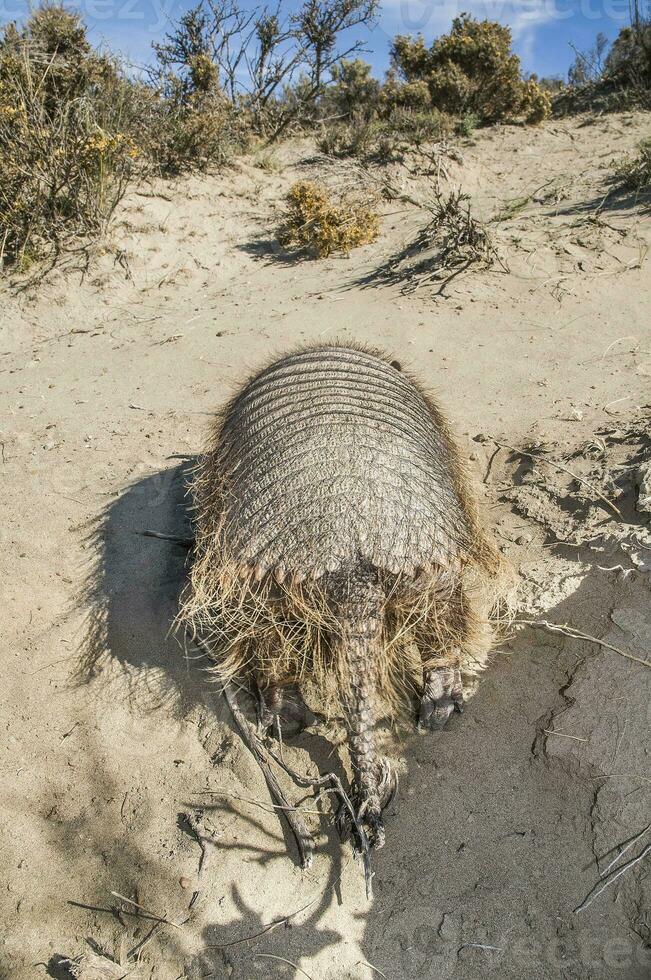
418,665,464,733
336,804,386,851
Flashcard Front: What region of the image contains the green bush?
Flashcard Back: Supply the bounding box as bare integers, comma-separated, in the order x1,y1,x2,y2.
321,58,381,122
319,105,451,160
605,22,651,88
556,14,651,116
390,15,551,125
146,69,251,175
151,12,253,173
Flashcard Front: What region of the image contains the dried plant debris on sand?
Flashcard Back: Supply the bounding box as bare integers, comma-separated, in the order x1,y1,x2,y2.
358,179,506,295
485,415,651,547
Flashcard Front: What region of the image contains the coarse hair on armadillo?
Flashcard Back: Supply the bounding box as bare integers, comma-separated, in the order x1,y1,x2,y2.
179,341,512,718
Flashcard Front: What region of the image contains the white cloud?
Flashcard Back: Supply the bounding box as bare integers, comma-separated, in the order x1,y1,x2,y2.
372,0,561,71
376,0,559,40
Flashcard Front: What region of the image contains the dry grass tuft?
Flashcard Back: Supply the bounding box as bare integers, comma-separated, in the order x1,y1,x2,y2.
614,137,651,191
278,180,380,258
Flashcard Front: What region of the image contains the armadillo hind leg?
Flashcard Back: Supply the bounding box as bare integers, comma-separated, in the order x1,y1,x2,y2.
254,679,317,739
418,662,464,732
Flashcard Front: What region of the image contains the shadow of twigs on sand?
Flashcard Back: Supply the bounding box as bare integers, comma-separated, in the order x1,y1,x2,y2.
63,461,366,973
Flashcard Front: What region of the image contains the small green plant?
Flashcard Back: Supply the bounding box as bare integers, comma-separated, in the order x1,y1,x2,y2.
254,149,282,172
319,106,452,162
457,111,479,137
318,112,380,158
278,180,380,257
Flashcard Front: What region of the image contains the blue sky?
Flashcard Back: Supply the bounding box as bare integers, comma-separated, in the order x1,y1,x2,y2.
2,0,647,79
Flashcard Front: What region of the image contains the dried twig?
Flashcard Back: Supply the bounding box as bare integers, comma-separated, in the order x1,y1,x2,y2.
255,954,315,979
543,730,588,742
191,635,376,897
459,942,504,952
600,822,651,878
109,892,182,929
180,810,219,909
220,676,316,868
136,529,194,548
263,740,375,898
204,891,324,949
516,619,651,669
194,789,323,815
574,842,651,913
357,960,388,977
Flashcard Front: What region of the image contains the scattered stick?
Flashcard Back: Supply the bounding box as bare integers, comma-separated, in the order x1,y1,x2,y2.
181,810,219,909
263,740,375,898
459,942,504,952
543,730,588,742
127,920,163,960
483,445,501,484
488,439,623,517
110,892,182,929
204,891,323,949
600,822,651,878
137,529,195,548
191,634,375,897
357,960,388,977
574,842,651,913
220,677,316,870
194,789,324,815
255,954,315,979
516,619,651,669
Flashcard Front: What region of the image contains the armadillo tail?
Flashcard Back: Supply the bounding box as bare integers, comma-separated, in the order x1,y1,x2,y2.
335,588,396,851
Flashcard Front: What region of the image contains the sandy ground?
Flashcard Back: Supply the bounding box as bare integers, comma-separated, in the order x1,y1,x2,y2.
1,110,650,980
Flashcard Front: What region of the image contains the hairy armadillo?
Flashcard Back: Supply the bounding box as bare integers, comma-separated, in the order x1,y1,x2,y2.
182,343,506,853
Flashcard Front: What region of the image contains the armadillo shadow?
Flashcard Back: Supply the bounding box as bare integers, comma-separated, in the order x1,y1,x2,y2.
75,459,202,714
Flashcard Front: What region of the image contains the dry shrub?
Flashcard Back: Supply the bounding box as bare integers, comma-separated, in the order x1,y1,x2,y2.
319,106,452,161
0,6,140,269
614,137,651,191
146,79,250,175
150,35,252,174
390,15,551,125
278,180,380,257
400,187,502,289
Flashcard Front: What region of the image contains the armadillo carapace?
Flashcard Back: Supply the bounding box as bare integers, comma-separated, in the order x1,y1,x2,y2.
182,344,505,850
